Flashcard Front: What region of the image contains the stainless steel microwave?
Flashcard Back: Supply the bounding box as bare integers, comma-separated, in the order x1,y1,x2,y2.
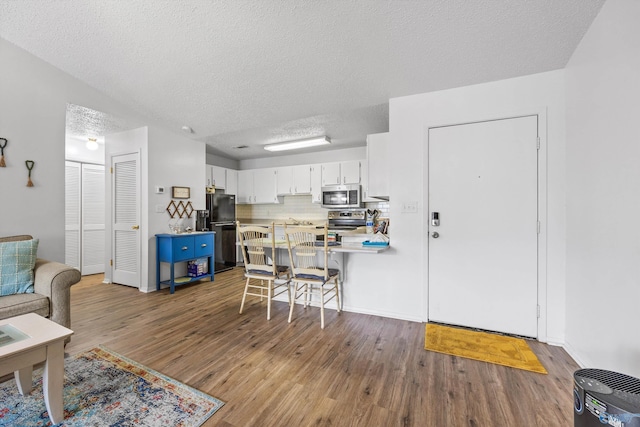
321,184,362,209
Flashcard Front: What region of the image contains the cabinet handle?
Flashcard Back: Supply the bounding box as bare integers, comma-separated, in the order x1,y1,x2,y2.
182,246,188,251
201,244,207,248
131,225,139,230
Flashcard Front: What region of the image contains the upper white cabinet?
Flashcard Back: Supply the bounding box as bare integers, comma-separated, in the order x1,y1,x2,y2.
276,165,312,195
237,170,253,204
253,168,279,204
226,169,238,196
206,165,239,196
293,165,312,194
211,165,226,188
206,164,231,190
321,162,341,186
321,161,361,186
238,168,279,204
341,160,361,185
366,132,390,199
276,167,294,195
310,165,322,203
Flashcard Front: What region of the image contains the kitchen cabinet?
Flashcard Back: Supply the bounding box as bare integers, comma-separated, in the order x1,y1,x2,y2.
238,168,279,204
321,161,362,186
226,169,238,196
366,132,390,199
276,165,312,195
360,161,378,202
293,165,312,194
276,167,294,195
321,162,341,186
237,170,253,204
310,165,322,203
341,160,362,185
206,165,227,189
156,232,214,294
254,168,279,203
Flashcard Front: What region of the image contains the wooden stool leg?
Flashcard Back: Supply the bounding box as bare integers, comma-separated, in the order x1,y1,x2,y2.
320,283,325,329
267,280,272,320
239,276,250,314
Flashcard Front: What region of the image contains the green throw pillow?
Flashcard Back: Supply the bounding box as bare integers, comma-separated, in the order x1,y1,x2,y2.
0,239,39,296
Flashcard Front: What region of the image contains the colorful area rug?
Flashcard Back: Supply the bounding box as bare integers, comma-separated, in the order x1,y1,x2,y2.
424,323,547,374
0,346,224,426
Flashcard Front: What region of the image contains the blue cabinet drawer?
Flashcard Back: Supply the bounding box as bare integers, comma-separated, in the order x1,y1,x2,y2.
172,236,195,261
194,234,214,257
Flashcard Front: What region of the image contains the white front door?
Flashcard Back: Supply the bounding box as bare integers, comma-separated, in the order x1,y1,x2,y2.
427,115,539,338
111,152,140,287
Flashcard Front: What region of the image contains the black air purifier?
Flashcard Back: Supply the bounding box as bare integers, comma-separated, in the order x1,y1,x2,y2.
574,369,640,427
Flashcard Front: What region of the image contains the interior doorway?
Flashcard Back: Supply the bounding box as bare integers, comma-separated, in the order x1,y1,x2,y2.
64,103,137,277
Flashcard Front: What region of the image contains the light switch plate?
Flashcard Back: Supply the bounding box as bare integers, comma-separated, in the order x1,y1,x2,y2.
402,201,418,213
155,186,164,194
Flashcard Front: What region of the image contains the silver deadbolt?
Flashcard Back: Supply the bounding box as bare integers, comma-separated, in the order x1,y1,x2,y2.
432,232,439,238
431,212,440,226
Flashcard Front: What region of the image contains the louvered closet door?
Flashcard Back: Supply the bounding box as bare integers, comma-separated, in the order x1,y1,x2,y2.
65,161,81,270
111,153,140,287
82,163,105,275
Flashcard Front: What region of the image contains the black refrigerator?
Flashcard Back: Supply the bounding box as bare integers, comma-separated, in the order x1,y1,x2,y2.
206,193,236,273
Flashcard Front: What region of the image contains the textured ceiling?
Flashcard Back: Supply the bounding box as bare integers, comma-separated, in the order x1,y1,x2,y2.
0,0,605,160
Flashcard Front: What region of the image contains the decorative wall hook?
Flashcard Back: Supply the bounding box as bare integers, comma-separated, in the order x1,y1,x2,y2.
0,138,7,167
25,160,35,187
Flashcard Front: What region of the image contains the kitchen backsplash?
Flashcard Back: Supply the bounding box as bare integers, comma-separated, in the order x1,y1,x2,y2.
236,195,389,222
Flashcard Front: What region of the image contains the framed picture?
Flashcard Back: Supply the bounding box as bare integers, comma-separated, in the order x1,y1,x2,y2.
171,186,190,199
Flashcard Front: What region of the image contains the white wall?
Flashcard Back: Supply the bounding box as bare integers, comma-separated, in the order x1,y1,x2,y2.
0,38,146,261
147,127,206,292
0,37,207,291
388,70,567,340
564,0,640,377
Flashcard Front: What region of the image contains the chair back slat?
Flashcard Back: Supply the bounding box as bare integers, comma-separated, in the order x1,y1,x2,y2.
237,222,277,276
284,223,330,280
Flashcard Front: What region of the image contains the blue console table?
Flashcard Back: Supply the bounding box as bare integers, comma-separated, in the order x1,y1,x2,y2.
156,232,215,294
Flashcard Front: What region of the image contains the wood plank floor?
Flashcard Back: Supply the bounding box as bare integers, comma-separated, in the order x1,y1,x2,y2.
64,268,579,426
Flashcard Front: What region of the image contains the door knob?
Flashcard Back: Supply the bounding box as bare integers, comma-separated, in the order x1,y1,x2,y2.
132,225,140,230
431,232,439,238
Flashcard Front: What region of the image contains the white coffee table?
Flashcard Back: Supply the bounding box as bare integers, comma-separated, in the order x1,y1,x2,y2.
0,313,73,424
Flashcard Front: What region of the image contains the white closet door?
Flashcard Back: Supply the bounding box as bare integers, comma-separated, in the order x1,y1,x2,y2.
65,161,81,270
81,164,105,275
111,152,141,287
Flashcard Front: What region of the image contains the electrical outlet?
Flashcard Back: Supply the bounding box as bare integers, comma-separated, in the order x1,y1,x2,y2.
155,204,165,213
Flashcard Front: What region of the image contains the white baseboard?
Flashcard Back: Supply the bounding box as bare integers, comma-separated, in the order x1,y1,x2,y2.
562,341,588,369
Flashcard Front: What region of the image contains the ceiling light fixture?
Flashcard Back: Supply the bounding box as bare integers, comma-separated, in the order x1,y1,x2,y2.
86,138,99,151
263,136,331,152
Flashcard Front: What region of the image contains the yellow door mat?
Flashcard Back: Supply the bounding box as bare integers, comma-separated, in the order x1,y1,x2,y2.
424,323,547,374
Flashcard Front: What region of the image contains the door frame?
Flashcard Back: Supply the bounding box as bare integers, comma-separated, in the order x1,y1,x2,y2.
422,108,548,342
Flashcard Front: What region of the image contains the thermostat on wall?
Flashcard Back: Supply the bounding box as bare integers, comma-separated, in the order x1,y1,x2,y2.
155,186,165,194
